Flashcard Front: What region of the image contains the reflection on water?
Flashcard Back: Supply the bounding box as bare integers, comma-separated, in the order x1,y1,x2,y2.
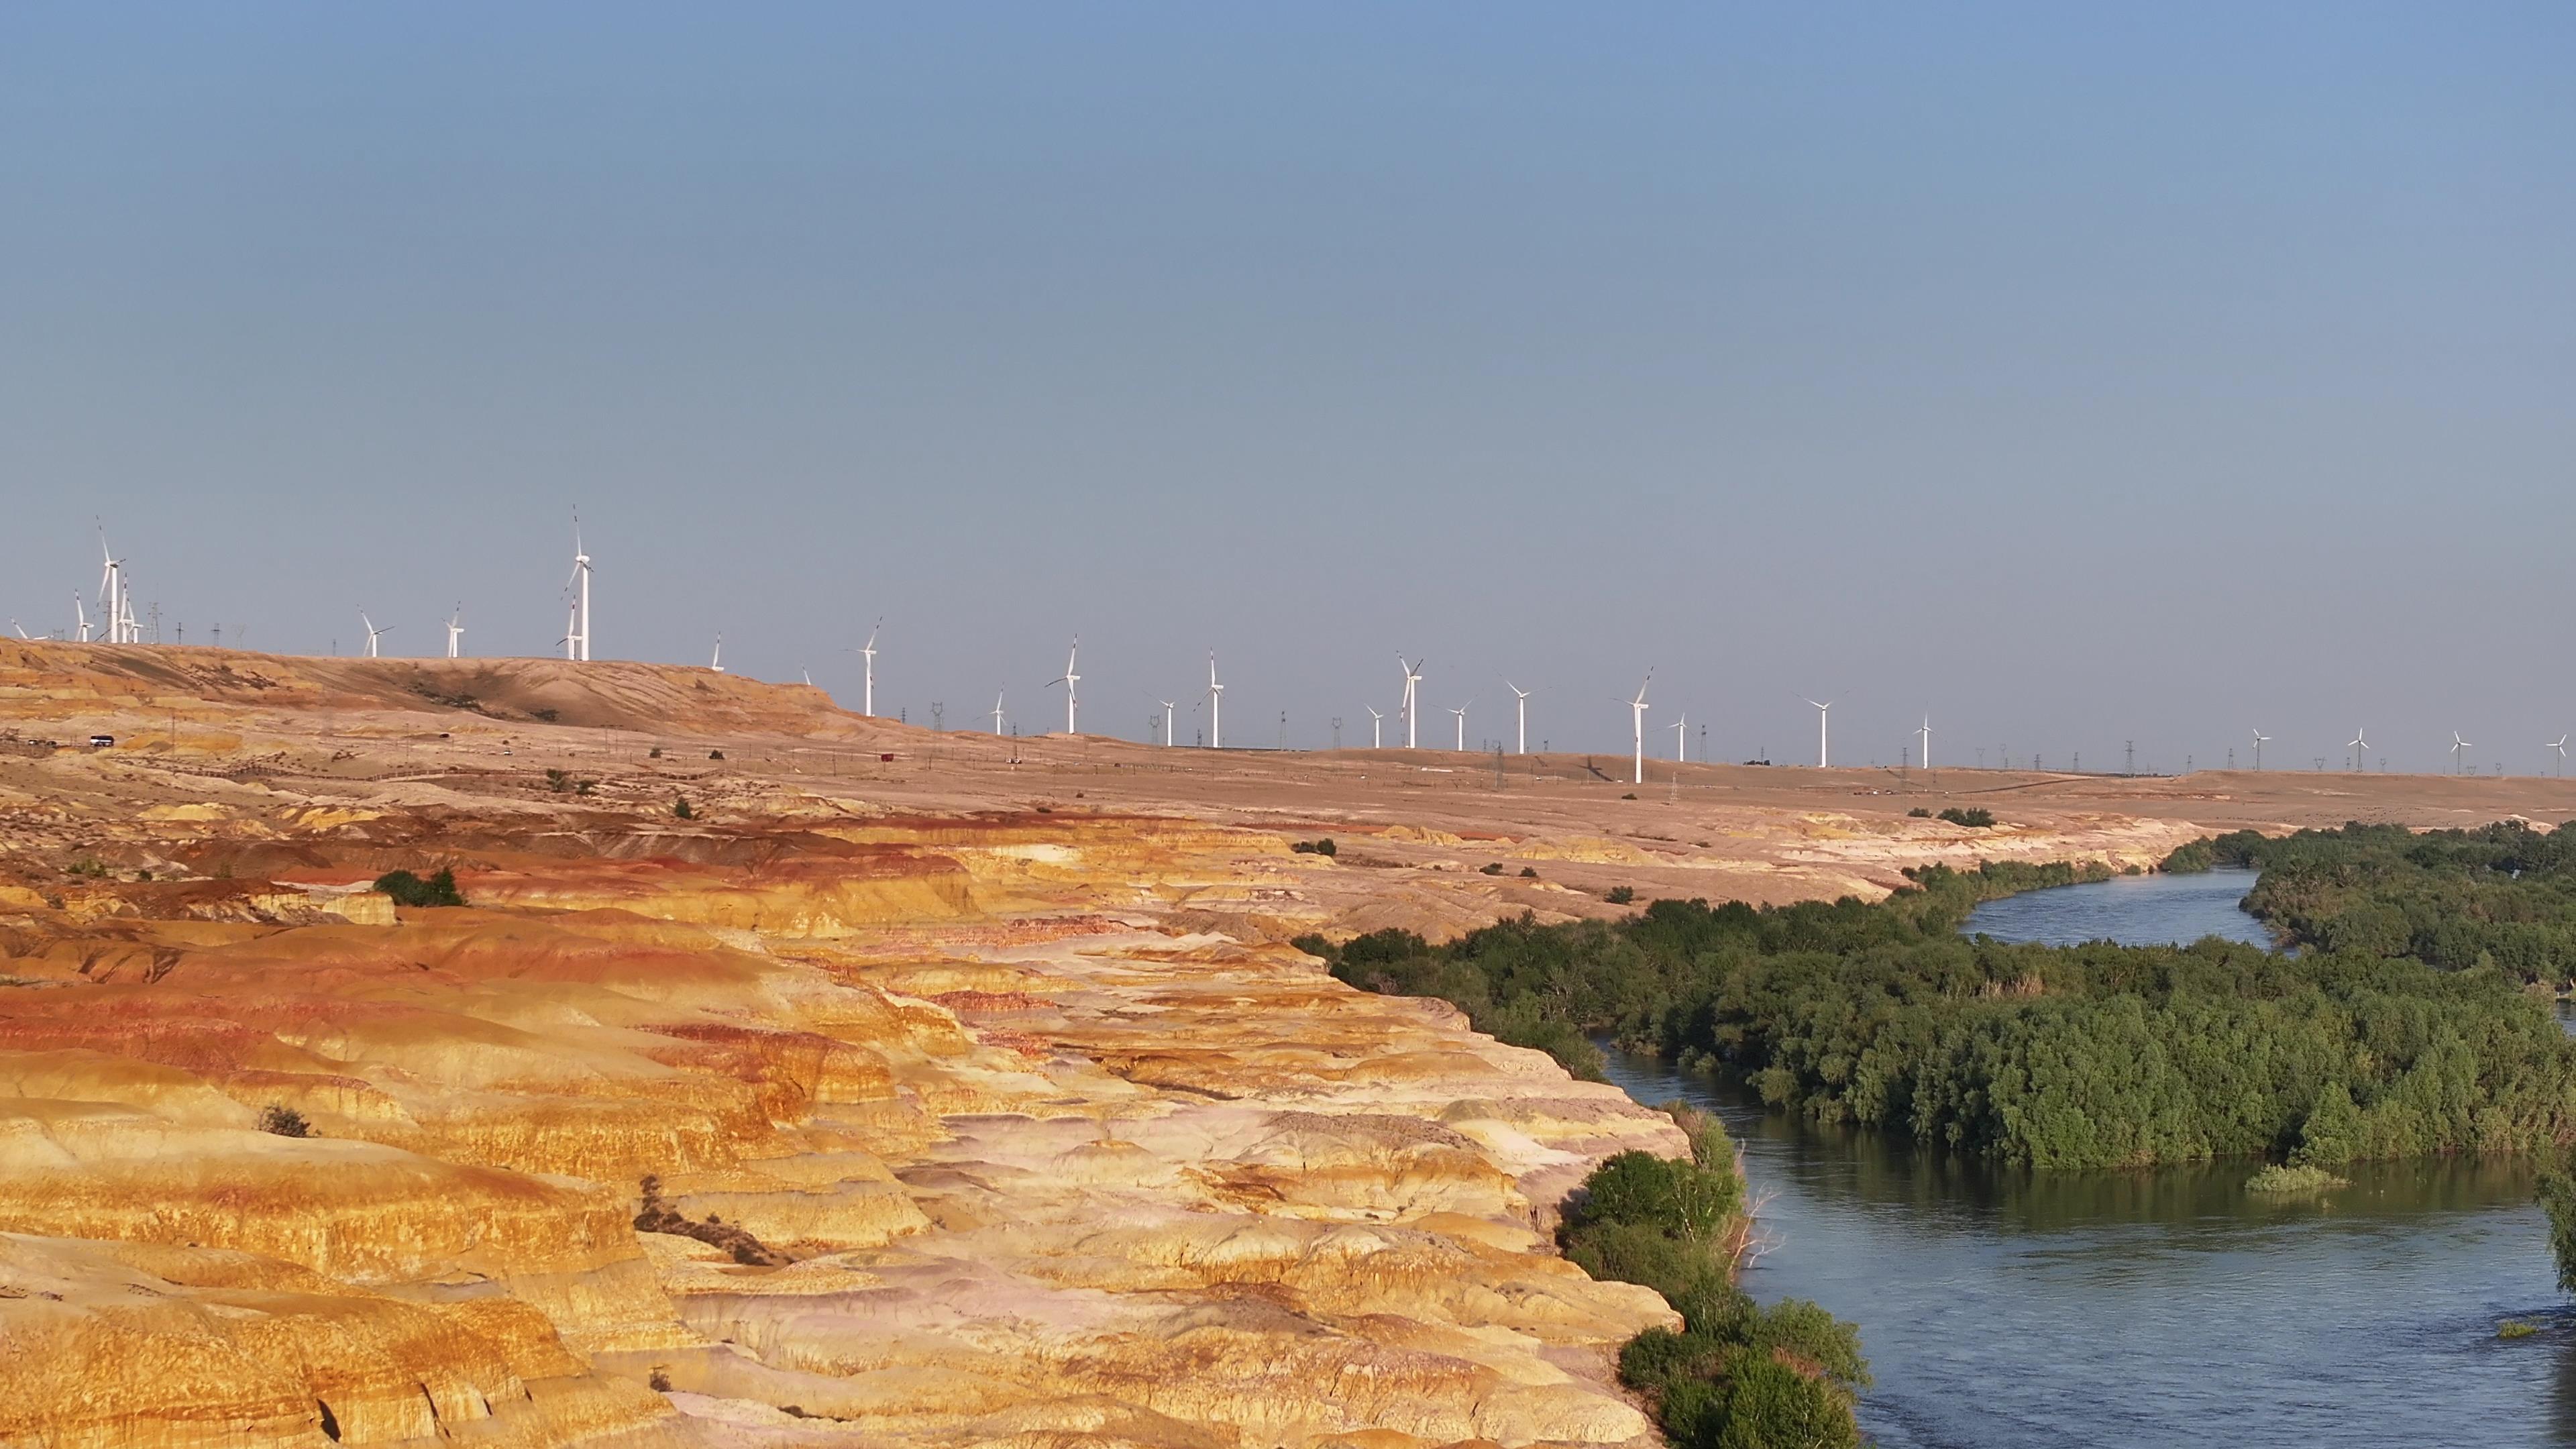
1594,868,2576,1446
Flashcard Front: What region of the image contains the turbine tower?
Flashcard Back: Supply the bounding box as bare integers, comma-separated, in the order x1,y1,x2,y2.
445,606,464,659
1157,699,1177,747
1208,653,1225,749
2451,731,2472,775
1449,700,1472,751
990,690,1006,735
2347,728,2369,771
859,621,879,716
2551,735,2569,777
359,610,390,659
1506,680,1531,755
1800,696,1837,768
2251,728,2271,771
97,531,136,644
562,514,593,661
1398,657,1424,748
1626,671,1653,786
72,593,91,644
1918,716,1933,770
1366,706,1384,749
710,635,724,673
1671,713,1687,763
1049,639,1081,734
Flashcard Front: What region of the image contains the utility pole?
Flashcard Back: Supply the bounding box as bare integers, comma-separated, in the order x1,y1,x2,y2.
1332,717,1342,749
1279,711,1287,749
932,702,943,731
2125,741,2135,777
1495,743,1505,790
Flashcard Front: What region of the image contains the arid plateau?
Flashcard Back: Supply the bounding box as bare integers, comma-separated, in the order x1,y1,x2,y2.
4,642,2570,1448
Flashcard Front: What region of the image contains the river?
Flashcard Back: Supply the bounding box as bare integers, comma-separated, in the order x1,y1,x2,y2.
1601,868,2575,1447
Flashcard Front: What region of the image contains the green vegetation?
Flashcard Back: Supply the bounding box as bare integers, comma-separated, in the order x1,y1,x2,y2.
1290,838,1338,857
2166,820,2576,982
1312,857,2576,1169
2245,1163,2346,1195
673,796,694,820
1935,806,1996,828
543,767,598,796
2499,1320,2540,1340
1564,1105,1867,1449
1907,807,1932,818
1521,866,1540,878
64,859,109,878
2539,1153,2576,1296
374,867,465,908
1607,885,1636,905
1481,862,1504,875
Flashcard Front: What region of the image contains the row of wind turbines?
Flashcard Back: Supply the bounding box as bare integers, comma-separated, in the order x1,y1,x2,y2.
28,522,2576,779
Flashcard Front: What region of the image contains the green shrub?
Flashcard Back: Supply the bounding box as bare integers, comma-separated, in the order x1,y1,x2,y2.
1481,863,1504,875
1607,885,1636,905
2500,1320,2540,1340
2161,839,2216,873
2246,1163,2346,1194
1521,866,1539,878
374,868,464,908
1907,807,1932,818
1290,838,1338,857
2540,1152,2576,1295
1937,806,1996,828
674,796,694,820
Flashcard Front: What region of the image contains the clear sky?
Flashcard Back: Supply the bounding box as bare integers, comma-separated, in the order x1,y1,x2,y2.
3,6,2569,774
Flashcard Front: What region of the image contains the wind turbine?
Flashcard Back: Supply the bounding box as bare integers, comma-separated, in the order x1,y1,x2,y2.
1366,706,1384,749
1505,680,1531,755
2347,728,2368,771
359,610,391,659
1157,699,1177,747
1397,657,1424,749
561,513,593,661
1918,716,1932,770
1449,700,1472,751
1799,696,1837,768
72,593,91,643
1208,653,1225,749
1048,638,1081,734
444,606,464,659
990,690,1006,735
858,621,879,716
8,621,26,640
1625,672,1653,786
710,635,724,674
1671,713,1688,763
2451,731,2472,775
2550,735,2569,778
97,531,135,644
2251,729,2271,771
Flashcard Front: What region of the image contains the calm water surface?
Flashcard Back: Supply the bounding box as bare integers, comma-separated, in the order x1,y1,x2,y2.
1601,869,2576,1447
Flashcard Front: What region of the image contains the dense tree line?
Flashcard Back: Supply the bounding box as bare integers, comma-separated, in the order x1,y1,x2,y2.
2169,820,2576,983
1303,856,2576,1170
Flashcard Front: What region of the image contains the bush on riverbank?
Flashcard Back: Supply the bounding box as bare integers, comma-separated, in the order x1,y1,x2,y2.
2246,1163,2346,1195
1319,858,2576,1169
1568,1104,1868,1449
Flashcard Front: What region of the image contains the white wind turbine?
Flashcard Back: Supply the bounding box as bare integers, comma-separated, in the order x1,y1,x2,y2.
990,690,1006,735
1208,653,1225,749
1671,712,1688,763
858,621,880,717
9,621,27,640
1625,671,1653,786
561,514,593,661
359,610,391,659
97,531,136,644
1449,700,1473,751
1800,696,1837,768
710,635,724,673
72,593,91,643
2450,731,2473,775
2550,736,2569,777
2347,728,2368,770
1397,657,1425,748
2251,728,2271,771
1157,699,1177,747
444,606,464,659
1366,706,1384,749
1918,716,1933,770
1506,680,1532,755
1049,639,1081,734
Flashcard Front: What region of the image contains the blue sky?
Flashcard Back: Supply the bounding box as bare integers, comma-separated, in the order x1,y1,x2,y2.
3,6,2570,771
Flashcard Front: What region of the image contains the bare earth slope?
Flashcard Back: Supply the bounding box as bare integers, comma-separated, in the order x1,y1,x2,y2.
1,643,2565,1446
